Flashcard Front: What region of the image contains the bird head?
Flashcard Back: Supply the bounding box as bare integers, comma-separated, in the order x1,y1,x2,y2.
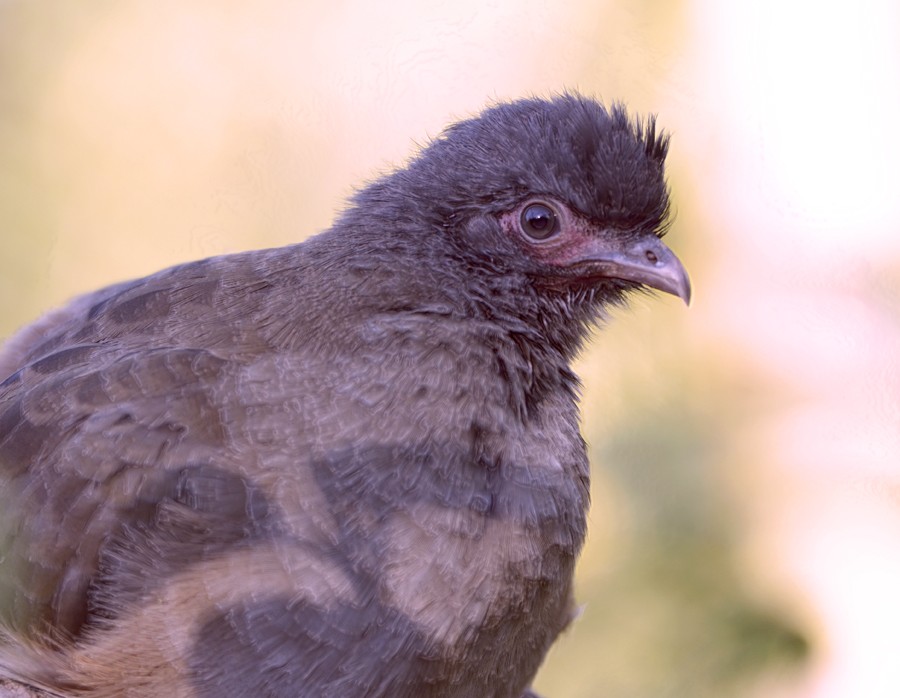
340,94,690,355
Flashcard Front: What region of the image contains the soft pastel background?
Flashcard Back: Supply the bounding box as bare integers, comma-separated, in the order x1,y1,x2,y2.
2,2,899,696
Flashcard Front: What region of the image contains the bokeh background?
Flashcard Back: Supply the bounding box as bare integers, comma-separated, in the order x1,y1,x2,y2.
2,1,899,696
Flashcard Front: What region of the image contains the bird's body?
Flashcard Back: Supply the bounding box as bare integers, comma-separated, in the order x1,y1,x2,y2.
0,95,689,697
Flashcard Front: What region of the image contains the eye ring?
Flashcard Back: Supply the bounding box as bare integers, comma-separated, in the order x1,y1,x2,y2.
519,202,560,241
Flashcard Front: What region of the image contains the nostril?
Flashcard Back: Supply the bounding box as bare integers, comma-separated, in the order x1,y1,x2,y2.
645,249,658,264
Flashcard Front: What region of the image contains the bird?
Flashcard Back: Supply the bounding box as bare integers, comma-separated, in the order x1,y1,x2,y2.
0,94,689,698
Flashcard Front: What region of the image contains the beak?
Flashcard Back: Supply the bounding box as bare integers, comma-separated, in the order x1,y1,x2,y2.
575,233,691,305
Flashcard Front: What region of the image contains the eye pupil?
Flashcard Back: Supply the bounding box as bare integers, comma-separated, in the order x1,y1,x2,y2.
520,203,559,240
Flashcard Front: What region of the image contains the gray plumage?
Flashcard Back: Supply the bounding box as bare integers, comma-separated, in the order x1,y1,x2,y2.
0,95,689,697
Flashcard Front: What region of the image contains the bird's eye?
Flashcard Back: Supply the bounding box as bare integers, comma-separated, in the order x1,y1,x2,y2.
520,202,559,240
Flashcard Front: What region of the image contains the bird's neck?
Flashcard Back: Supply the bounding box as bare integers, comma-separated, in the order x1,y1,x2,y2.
260,228,593,406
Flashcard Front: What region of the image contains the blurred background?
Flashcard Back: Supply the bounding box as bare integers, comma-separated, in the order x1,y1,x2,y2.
1,1,899,696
